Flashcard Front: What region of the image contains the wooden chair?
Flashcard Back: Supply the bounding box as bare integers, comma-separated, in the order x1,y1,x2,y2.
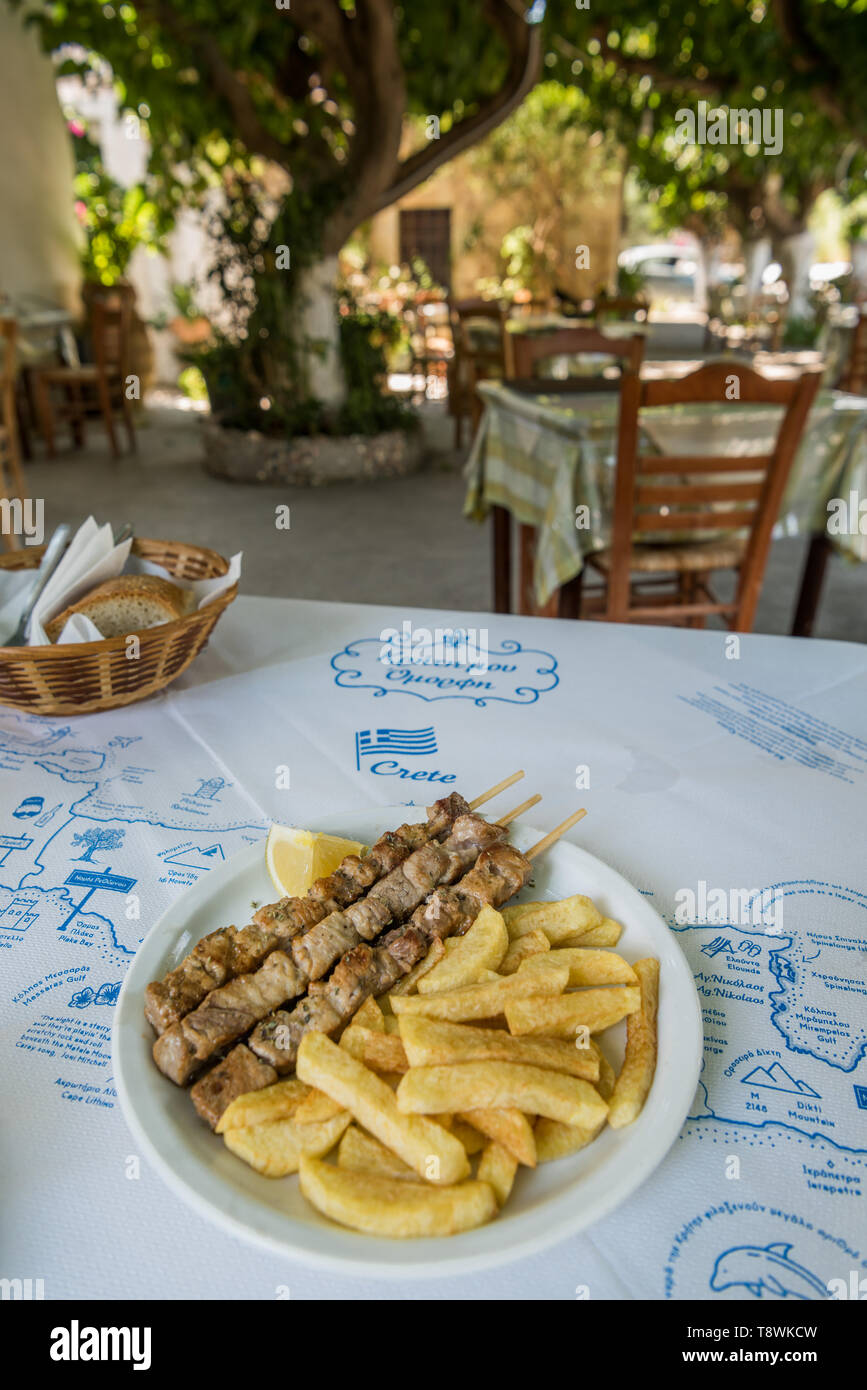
405,295,452,403
575,361,822,631
493,326,646,615
449,298,508,448
33,289,137,460
509,323,645,381
837,307,867,395
593,293,649,327
0,320,27,551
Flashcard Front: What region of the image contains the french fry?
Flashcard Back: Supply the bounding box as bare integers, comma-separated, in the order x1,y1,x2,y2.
450,1118,487,1156
339,1024,409,1073
354,996,386,1032
531,949,637,987
458,1108,537,1167
397,1062,609,1128
296,1031,469,1184
398,1015,599,1080
417,905,509,993
390,958,569,1023
502,895,602,944
534,1115,607,1163
299,1157,497,1238
337,1124,416,1180
594,1045,617,1101
223,1110,350,1177
477,1140,518,1206
293,1088,347,1126
387,937,446,996
499,928,550,974
215,1077,310,1134
571,918,622,948
608,958,660,1128
505,985,641,1038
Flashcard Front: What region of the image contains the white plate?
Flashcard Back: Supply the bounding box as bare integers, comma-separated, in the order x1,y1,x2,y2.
114,806,702,1278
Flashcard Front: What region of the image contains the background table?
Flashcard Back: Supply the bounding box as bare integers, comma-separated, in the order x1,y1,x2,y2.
465,382,867,614
2,595,866,1300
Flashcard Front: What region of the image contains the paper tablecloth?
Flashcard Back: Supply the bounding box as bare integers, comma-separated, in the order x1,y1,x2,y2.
1,595,866,1300
464,384,867,607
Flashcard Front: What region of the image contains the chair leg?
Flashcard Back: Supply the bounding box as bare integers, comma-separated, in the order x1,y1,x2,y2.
120,389,137,452
35,377,57,458
96,375,120,459
518,524,535,615
680,572,704,628
14,382,33,463
558,569,584,619
517,524,559,617
791,532,831,637
69,384,86,450
492,505,512,613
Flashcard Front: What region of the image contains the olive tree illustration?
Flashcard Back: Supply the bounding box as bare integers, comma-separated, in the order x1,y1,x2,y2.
71,827,126,864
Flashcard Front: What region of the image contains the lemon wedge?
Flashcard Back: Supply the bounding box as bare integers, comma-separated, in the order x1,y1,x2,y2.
265,824,367,899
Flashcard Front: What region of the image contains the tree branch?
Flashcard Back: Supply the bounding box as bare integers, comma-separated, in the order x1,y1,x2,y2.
770,0,848,127
373,0,541,212
586,30,727,96
132,2,290,164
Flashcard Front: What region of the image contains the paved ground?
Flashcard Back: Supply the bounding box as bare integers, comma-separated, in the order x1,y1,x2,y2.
15,399,867,645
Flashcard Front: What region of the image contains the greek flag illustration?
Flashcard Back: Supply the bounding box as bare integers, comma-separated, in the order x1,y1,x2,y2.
355,727,437,770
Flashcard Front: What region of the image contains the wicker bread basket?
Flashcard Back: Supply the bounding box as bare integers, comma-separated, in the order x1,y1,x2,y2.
0,537,238,715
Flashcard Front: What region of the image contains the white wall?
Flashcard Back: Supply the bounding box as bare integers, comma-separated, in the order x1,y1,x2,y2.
0,3,81,312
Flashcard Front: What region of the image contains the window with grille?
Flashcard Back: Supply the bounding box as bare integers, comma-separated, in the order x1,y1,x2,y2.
399,209,452,290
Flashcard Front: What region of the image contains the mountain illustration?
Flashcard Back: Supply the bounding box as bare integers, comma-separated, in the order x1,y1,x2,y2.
162,843,226,871
741,1063,820,1098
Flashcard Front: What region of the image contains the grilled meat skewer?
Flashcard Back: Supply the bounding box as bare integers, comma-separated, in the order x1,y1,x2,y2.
155,812,507,1087
144,792,470,1034
191,841,531,1128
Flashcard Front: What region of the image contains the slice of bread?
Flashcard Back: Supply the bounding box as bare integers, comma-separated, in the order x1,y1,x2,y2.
45,575,195,643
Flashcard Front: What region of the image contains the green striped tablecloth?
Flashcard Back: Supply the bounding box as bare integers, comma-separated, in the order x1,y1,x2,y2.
464,383,867,608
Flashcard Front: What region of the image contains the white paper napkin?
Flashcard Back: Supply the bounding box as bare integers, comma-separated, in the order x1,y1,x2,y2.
0,517,241,645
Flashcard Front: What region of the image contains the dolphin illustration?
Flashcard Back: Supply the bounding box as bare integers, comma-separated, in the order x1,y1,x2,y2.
711,1243,830,1300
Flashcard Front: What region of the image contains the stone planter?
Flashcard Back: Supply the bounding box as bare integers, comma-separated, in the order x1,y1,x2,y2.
201,419,425,485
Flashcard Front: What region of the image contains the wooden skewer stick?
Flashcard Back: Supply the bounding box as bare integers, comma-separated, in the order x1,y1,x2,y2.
496,793,542,826
469,769,525,810
526,808,587,861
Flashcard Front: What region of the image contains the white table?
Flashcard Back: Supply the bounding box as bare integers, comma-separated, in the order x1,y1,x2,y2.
3,595,866,1300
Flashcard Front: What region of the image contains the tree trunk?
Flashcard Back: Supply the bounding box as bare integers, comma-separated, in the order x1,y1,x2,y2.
775,230,815,320
742,235,772,306
296,255,345,409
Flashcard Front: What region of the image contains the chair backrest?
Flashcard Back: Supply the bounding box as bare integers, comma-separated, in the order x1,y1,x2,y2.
0,317,16,385
91,298,130,378
508,325,645,381
452,298,508,349
0,318,18,439
838,310,867,394
594,294,649,326
606,361,822,629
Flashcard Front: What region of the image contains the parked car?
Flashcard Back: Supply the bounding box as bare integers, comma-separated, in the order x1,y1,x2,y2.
618,241,708,313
